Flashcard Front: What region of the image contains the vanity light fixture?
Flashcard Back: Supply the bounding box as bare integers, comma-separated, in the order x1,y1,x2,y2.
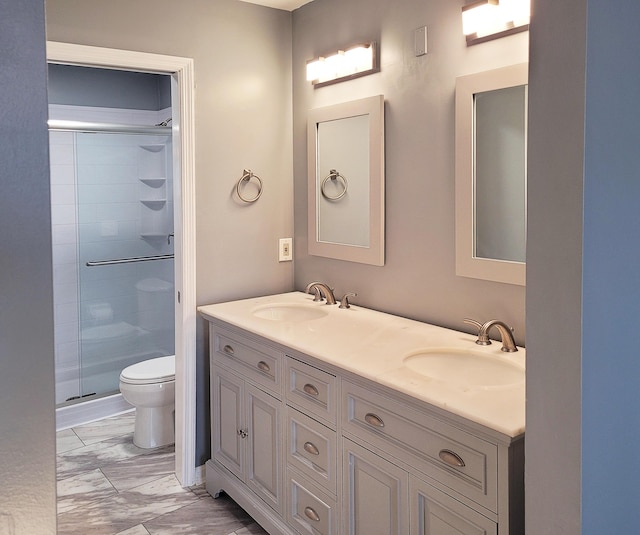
462,0,530,46
306,42,378,88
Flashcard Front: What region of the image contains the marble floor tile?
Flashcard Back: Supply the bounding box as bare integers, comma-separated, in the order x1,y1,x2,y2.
143,493,261,535
72,412,136,445
57,468,117,514
101,445,175,492
233,525,269,535
57,475,198,535
116,524,150,535
56,428,84,454
56,434,155,481
57,413,266,535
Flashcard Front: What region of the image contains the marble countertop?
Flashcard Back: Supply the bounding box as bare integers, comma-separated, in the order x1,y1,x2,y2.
198,291,525,438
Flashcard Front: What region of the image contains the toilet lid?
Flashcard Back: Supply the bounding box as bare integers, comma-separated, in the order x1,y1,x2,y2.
120,355,175,385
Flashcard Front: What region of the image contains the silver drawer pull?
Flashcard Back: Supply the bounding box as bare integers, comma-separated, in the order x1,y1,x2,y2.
364,413,385,428
303,383,319,396
304,506,320,522
257,361,271,373
303,441,320,456
222,344,234,356
438,449,465,468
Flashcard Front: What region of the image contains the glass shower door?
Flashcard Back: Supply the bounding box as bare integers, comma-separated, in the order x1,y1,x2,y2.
76,132,175,397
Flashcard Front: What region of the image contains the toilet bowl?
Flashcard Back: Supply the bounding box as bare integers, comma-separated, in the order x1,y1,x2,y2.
119,355,175,449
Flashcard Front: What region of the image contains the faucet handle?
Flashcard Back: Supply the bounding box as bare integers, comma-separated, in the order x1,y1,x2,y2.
463,318,482,330
463,318,492,345
339,292,357,309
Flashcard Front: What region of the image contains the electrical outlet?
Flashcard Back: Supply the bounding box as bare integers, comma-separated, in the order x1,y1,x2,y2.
279,238,293,262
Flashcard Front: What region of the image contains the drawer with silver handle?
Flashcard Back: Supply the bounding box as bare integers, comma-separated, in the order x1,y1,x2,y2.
212,326,281,395
342,379,498,512
287,471,337,535
286,357,337,427
286,407,337,494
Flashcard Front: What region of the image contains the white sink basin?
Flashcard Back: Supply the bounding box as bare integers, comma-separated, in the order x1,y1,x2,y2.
252,303,329,322
403,349,524,388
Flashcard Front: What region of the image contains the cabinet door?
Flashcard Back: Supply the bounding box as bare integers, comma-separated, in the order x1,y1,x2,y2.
343,438,408,535
410,476,497,535
212,368,244,480
246,383,282,514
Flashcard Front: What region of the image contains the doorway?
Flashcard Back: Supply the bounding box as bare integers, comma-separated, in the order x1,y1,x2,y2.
47,41,196,486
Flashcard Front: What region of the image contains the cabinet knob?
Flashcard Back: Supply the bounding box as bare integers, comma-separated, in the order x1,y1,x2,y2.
223,344,234,356
257,361,271,373
364,413,385,428
237,429,248,439
303,441,320,456
304,506,320,522
438,449,465,467
303,383,319,397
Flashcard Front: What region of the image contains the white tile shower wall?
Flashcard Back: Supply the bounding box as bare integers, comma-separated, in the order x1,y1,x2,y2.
50,105,173,404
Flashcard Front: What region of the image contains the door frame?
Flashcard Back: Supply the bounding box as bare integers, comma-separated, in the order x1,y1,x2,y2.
47,41,197,486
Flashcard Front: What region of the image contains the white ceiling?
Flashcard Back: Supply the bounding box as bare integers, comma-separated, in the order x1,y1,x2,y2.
239,0,313,11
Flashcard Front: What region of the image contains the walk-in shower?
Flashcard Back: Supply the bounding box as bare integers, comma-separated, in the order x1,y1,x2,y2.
49,112,175,419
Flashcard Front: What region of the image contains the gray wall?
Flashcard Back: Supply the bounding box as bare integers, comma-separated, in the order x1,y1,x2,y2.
292,0,528,342
48,64,172,110
526,0,586,532
0,0,57,532
45,0,294,465
581,0,640,531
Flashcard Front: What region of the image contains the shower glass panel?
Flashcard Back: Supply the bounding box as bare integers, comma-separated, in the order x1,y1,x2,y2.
76,132,174,397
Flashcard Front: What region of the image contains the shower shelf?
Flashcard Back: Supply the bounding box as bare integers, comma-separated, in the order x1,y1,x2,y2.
139,177,166,187
140,199,167,209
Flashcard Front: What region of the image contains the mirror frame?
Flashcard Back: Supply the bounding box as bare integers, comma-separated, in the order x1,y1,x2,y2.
455,63,528,286
307,95,385,266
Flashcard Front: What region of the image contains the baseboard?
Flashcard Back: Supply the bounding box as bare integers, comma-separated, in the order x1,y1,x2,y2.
193,464,206,486
56,393,134,431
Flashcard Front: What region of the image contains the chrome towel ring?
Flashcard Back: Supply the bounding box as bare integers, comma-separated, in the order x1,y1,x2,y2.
321,169,348,201
236,169,263,203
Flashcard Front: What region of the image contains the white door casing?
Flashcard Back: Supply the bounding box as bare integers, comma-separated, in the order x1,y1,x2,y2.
46,41,197,486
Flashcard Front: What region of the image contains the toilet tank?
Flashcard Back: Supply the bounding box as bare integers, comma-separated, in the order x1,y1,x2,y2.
136,277,174,331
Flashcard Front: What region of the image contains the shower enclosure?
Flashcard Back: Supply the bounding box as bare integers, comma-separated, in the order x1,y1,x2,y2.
50,119,175,406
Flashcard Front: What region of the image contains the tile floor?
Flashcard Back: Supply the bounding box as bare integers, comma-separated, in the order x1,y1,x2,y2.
56,412,268,535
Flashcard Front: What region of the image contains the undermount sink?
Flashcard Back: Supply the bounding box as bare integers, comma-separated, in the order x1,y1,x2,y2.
403,349,524,388
252,303,329,322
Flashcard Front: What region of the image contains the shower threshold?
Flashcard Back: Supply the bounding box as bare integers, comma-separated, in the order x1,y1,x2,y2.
56,391,133,432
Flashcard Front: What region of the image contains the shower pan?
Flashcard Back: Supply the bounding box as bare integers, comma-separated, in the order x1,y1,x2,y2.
50,119,175,407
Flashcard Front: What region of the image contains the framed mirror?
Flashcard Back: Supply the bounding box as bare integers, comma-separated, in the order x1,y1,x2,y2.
455,64,528,285
307,95,385,265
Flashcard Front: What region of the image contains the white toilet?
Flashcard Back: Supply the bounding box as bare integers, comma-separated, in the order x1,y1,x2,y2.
119,355,176,449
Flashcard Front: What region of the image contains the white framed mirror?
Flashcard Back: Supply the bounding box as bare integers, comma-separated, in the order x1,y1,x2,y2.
307,95,385,265
455,64,528,285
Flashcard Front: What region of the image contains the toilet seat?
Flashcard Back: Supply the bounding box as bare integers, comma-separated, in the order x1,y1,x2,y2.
120,355,175,385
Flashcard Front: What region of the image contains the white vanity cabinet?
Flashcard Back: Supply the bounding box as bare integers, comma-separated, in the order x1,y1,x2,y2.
203,317,524,535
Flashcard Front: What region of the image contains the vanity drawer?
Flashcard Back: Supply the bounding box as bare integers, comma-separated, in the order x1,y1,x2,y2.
286,407,337,495
286,357,337,427
342,380,498,512
212,326,282,396
287,470,337,535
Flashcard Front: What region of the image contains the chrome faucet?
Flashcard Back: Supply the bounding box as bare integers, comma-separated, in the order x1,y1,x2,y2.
305,282,337,305
464,318,518,352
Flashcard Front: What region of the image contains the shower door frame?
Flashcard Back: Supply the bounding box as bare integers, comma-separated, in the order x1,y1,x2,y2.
47,41,197,487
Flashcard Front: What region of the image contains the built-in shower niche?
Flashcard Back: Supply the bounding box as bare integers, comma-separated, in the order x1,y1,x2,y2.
139,143,171,239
